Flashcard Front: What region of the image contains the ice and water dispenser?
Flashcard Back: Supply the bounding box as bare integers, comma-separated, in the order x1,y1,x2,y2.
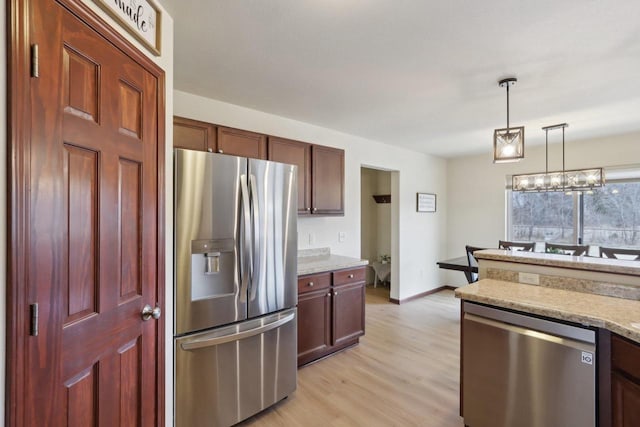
190,239,235,301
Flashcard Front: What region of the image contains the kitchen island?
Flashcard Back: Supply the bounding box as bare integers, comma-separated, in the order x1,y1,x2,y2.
455,249,640,427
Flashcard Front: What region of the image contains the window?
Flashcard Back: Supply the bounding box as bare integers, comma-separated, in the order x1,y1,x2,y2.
583,182,640,247
507,167,640,250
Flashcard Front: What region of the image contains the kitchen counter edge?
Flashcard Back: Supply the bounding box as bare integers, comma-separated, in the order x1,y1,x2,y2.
455,278,640,344
298,254,369,276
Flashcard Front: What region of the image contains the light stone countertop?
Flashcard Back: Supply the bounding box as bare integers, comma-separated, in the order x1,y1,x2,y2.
475,249,640,276
455,279,640,344
297,250,369,276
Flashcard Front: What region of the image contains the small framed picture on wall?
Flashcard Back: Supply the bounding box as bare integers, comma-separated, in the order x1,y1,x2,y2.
417,193,436,213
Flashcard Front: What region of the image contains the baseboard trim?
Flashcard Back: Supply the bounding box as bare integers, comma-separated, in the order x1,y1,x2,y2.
389,285,456,305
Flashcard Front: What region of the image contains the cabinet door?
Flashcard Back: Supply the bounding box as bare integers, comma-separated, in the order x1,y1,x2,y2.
297,288,332,366
217,126,267,159
311,145,344,215
268,136,311,214
173,116,216,152
332,282,365,347
612,372,640,427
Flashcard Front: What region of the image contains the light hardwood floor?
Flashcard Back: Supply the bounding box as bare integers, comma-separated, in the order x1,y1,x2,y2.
241,287,465,427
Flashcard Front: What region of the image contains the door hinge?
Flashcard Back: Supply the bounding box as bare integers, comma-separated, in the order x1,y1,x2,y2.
30,303,39,336
31,44,39,78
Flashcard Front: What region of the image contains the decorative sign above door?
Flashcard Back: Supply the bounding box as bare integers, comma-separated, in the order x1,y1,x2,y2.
94,0,161,55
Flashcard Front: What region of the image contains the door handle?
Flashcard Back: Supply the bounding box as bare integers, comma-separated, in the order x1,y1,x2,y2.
181,311,295,350
249,174,260,302
240,174,251,302
141,304,161,321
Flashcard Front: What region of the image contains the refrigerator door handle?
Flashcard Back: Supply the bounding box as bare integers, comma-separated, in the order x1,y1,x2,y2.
180,312,295,351
240,174,252,302
249,174,260,302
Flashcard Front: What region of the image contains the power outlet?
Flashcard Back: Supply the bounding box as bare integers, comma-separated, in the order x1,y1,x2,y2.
519,272,540,285
338,231,346,243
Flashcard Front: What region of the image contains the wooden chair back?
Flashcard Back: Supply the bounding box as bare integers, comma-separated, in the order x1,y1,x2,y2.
465,245,486,284
545,243,588,256
599,247,640,261
498,240,535,252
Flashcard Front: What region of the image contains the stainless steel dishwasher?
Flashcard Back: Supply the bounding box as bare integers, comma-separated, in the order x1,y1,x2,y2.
462,301,596,427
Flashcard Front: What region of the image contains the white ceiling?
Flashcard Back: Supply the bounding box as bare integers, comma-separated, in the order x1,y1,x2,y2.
165,0,640,158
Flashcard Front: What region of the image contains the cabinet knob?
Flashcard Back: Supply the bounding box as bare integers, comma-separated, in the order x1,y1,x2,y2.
207,148,213,153
326,292,331,297
308,282,314,287
334,291,338,296
347,274,354,279
312,207,317,213
218,149,224,154
307,208,311,212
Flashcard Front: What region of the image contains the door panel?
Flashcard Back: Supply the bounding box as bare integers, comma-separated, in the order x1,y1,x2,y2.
332,282,365,347
247,159,298,318
174,150,246,334
22,1,162,425
217,126,267,159
267,136,311,214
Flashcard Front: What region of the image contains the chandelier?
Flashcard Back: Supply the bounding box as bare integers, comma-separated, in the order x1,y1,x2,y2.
493,77,525,163
512,123,605,192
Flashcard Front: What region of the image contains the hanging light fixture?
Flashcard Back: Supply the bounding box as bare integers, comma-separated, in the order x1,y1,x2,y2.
493,77,525,163
512,123,605,192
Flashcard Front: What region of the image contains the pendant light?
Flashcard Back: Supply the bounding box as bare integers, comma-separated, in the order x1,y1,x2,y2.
493,77,525,163
512,123,605,192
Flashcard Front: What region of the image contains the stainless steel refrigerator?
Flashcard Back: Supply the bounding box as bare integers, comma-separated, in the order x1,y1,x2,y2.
173,148,298,427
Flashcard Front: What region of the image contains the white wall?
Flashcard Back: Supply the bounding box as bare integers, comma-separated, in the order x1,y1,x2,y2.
1,1,174,424
445,131,640,286
174,90,449,301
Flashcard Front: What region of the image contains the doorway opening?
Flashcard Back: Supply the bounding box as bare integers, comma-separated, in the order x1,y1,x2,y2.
361,167,393,302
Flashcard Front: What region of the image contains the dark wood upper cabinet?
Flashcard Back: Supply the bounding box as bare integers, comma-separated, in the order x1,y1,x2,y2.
268,136,312,214
173,116,216,152
312,145,345,215
217,126,267,159
172,116,344,215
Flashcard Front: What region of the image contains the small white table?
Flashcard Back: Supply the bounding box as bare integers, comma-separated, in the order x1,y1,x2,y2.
370,261,391,288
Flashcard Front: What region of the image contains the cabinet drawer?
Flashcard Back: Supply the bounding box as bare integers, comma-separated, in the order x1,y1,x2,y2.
333,266,366,286
612,334,640,381
298,272,331,294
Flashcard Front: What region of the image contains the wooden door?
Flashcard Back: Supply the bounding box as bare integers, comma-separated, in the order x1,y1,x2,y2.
217,126,267,159
311,145,344,215
8,0,164,425
174,116,217,152
268,136,311,214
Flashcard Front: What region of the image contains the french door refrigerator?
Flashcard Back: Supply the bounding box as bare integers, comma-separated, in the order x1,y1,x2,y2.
174,148,297,427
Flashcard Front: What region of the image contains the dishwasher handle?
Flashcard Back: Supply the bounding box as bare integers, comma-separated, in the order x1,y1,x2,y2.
180,312,295,351
464,312,596,352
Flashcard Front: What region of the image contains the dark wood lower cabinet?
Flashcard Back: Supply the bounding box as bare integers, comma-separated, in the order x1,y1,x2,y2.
611,334,640,426
612,372,640,427
297,266,366,366
297,288,332,366
333,282,365,347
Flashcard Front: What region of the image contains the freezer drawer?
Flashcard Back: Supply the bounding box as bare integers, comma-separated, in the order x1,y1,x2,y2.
462,302,596,427
175,309,297,427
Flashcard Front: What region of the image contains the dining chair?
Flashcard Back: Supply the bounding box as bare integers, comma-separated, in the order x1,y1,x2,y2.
599,246,640,261
498,240,535,252
465,245,487,284
545,243,589,256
